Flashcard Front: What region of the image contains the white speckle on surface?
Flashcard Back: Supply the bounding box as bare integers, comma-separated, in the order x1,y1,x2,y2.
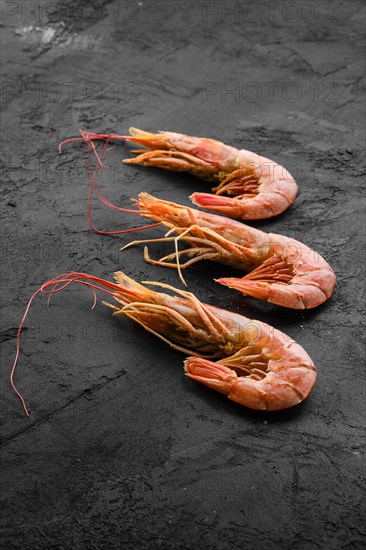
41,27,56,44
15,25,56,44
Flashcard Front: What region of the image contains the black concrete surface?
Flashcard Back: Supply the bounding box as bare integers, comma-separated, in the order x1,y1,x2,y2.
1,1,365,548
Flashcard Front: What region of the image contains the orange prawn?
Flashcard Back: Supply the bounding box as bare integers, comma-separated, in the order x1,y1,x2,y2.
59,128,298,220
11,271,316,416
122,193,336,310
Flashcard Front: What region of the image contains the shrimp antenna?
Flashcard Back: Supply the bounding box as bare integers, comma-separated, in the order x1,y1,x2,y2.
10,273,127,417
59,130,161,236
58,129,132,160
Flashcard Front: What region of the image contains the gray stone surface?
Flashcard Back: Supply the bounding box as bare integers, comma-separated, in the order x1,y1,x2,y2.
1,1,365,548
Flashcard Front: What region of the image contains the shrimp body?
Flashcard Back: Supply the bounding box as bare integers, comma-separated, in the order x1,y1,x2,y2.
123,128,298,220
125,193,336,309
111,273,316,410
12,272,316,413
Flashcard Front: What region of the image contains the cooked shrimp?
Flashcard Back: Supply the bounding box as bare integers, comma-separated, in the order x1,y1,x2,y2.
59,128,298,220
11,272,316,415
123,193,336,309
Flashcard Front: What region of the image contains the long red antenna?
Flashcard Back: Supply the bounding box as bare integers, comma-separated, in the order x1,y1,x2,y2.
59,129,161,235
58,129,133,154
10,272,127,417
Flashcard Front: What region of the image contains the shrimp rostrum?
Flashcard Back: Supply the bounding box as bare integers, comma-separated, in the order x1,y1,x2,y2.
60,128,298,220
124,193,336,310
12,272,316,415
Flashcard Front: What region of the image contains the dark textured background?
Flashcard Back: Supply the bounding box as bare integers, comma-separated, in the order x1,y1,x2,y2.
1,1,365,548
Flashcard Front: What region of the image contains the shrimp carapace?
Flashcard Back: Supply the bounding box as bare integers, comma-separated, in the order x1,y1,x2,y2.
11,272,316,416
